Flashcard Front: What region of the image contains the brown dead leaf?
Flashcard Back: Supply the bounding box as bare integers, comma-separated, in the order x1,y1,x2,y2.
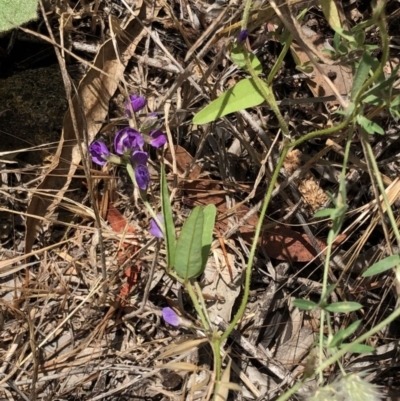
291,26,353,104
106,203,135,235
25,2,149,253
167,145,342,263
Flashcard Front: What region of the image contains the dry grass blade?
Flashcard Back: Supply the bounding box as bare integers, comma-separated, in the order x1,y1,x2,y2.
161,362,202,371
157,338,208,359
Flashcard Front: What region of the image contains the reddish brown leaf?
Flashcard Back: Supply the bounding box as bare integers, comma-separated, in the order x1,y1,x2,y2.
106,203,135,234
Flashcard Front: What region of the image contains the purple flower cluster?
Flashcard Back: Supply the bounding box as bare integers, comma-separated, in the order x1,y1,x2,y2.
89,95,167,191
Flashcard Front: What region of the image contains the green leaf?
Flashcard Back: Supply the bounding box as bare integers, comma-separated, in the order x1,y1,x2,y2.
336,101,355,118
329,320,362,348
334,27,357,44
161,166,176,270
174,207,205,280
390,95,400,118
324,302,362,313
362,66,399,102
293,299,317,311
333,32,341,51
0,0,38,32
314,208,336,218
362,254,400,277
391,94,400,108
351,51,377,101
357,115,384,135
362,94,385,106
230,44,262,74
339,343,376,354
192,78,266,125
201,205,216,274
317,0,342,33
354,30,365,47
295,62,314,74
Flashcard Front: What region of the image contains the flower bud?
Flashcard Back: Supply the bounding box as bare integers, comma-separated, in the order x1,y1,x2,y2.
126,94,147,116
89,141,110,166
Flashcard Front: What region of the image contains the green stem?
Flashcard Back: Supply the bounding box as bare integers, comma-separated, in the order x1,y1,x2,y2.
220,144,290,343
241,0,252,30
213,338,222,383
319,304,400,374
361,130,400,246
244,51,290,138
186,281,210,332
277,302,400,401
267,34,292,86
194,281,212,328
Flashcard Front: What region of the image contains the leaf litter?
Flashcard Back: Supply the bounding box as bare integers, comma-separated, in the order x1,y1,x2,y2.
0,0,400,400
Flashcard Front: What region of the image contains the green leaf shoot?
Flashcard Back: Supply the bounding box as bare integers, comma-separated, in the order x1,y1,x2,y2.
329,320,362,348
324,302,363,313
362,254,400,277
192,78,267,125
339,343,376,354
357,115,384,135
293,299,317,311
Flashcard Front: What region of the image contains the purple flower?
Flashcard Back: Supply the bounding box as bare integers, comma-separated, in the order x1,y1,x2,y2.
162,307,180,327
89,141,110,166
149,214,164,238
126,94,146,116
149,130,167,148
131,150,148,166
237,29,248,43
135,164,150,190
114,127,144,155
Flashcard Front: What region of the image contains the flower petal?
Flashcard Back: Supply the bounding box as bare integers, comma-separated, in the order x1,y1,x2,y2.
114,127,144,155
89,141,110,166
149,214,164,238
135,165,150,190
149,130,167,148
126,94,146,116
162,307,181,327
131,150,148,166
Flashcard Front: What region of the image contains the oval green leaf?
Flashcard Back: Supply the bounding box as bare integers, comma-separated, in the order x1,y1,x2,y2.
324,302,362,313
362,254,400,277
329,320,361,348
192,78,267,125
313,208,336,219
339,343,375,354
174,207,205,280
293,299,317,311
